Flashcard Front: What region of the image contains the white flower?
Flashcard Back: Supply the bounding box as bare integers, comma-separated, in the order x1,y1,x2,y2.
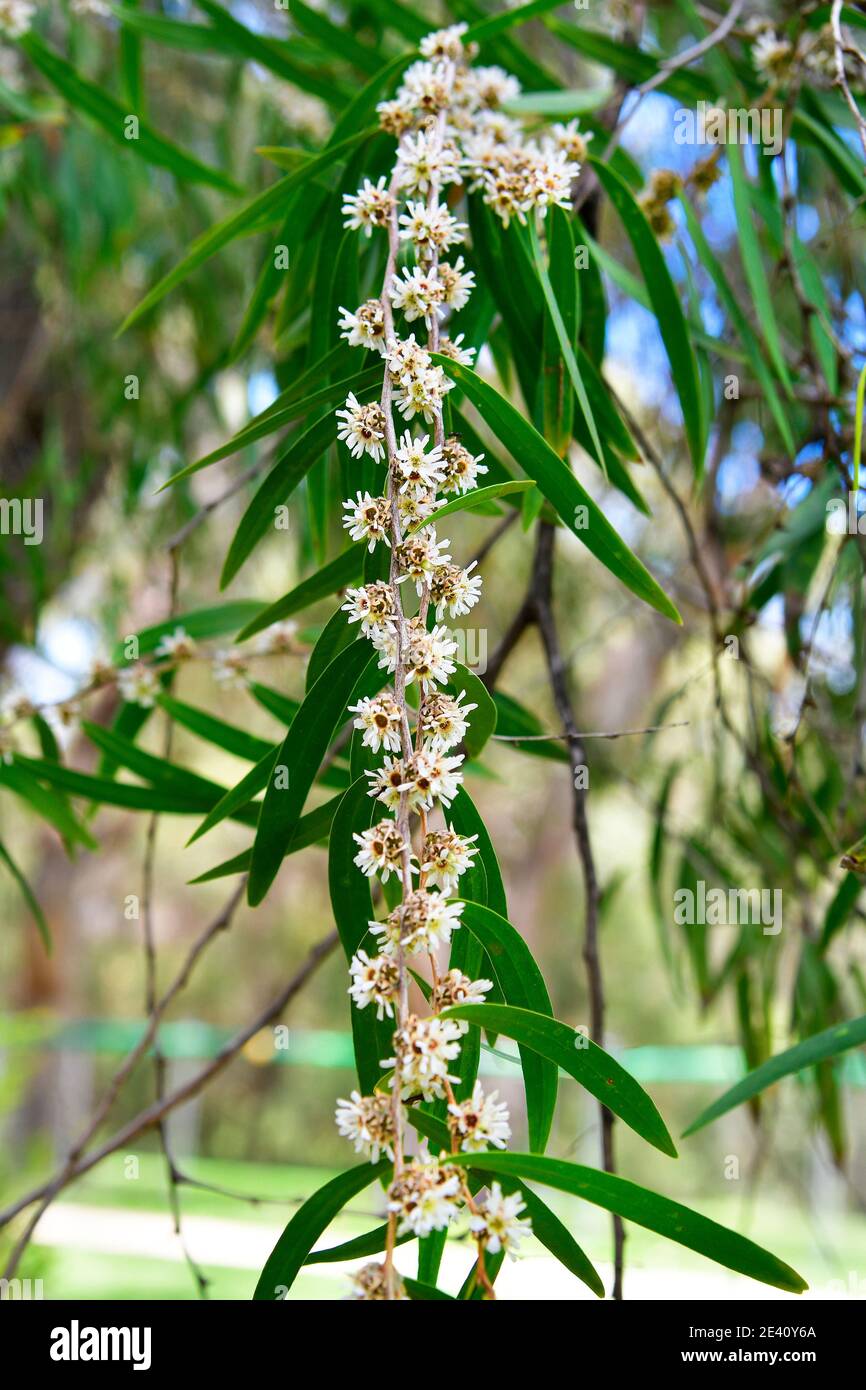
117,663,160,707
341,176,394,236
432,967,492,1012
371,889,464,957
419,23,469,62
438,255,476,311
439,332,476,367
338,300,387,354
348,1261,408,1300
395,529,451,588
389,266,445,324
335,1090,395,1161
155,626,197,661
348,949,401,1019
392,431,445,495
336,392,387,461
211,649,249,689
382,1016,465,1101
396,129,461,196
349,692,403,753
341,491,391,550
365,755,412,810
255,619,298,654
440,436,487,494
385,334,431,383
397,491,441,530
376,97,416,137
353,819,412,881
1,689,35,723
471,65,521,109
547,118,593,164
430,560,482,619
341,581,397,636
71,0,111,15
469,1183,532,1258
419,689,477,750
422,827,479,893
407,747,464,807
0,0,34,37
393,363,453,423
448,1082,511,1152
399,59,452,114
752,29,794,83
387,1158,462,1237
398,200,467,256
406,625,458,692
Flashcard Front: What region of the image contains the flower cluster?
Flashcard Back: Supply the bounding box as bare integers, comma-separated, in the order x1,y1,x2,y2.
331,24,536,1301
747,17,857,89
0,618,302,760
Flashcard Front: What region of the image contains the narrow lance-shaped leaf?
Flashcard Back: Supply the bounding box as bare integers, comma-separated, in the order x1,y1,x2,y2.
236,548,364,643
452,1152,807,1294
433,356,681,624
458,903,558,1153
726,143,794,399
590,158,705,475
253,1161,388,1299
118,128,373,332
684,1014,866,1137
441,1001,677,1157
248,639,382,905
0,838,51,951
19,34,240,195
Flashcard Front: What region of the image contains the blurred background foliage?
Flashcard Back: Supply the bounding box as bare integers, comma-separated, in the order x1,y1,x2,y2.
1,0,866,1298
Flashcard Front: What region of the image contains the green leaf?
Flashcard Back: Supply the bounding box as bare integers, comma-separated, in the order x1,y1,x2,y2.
188,793,341,884
0,762,97,848
408,481,535,532
220,414,336,587
449,785,507,918
679,195,795,455
118,128,372,332
236,548,364,643
248,640,381,905
306,608,358,693
155,696,272,763
195,0,351,102
434,357,681,624
529,218,604,468
288,0,382,75
10,755,247,821
174,365,379,482
590,159,704,475
81,722,250,810
684,1014,866,1137
452,1152,807,1294
446,663,496,760
466,0,572,41
112,602,262,663
726,144,793,399
441,1002,677,1157
19,34,239,195
253,1161,388,1299
406,1109,603,1297
491,690,570,763
0,837,51,951
328,773,393,1092
403,1277,454,1300
459,904,557,1153
186,748,275,845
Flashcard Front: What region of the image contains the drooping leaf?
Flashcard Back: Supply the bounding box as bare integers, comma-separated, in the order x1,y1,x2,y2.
253,1161,388,1299
441,1002,677,1157
452,1152,807,1293
590,159,705,475
236,548,364,643
0,837,51,950
434,357,681,623
248,640,382,905
684,1014,866,1137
